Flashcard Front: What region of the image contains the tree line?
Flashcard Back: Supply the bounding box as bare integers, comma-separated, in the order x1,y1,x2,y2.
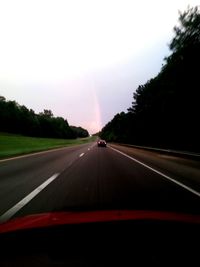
0,96,89,139
100,6,200,152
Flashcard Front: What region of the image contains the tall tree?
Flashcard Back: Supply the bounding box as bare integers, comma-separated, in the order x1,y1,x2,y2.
101,6,200,151
0,97,88,139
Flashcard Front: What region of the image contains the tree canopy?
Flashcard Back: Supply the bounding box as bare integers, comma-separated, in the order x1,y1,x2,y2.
0,97,89,139
100,6,200,152
70,126,89,138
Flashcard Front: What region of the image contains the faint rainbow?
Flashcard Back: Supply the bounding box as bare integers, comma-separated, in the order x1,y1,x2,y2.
90,79,102,134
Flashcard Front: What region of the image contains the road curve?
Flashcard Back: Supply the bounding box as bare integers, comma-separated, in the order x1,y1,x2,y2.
0,142,199,222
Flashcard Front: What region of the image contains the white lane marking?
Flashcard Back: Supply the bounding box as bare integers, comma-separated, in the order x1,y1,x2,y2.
79,153,85,157
0,146,75,163
0,173,60,223
88,148,90,151
109,146,200,198
0,143,91,163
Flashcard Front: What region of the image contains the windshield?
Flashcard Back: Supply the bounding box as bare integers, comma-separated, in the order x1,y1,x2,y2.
0,0,199,227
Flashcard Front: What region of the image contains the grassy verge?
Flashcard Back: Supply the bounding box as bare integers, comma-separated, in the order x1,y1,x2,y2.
0,133,97,159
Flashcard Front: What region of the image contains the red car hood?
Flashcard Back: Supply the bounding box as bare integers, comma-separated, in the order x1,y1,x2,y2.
0,210,199,234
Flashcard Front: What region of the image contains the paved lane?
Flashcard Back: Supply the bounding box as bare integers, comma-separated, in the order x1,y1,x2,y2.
0,143,200,222
0,143,95,218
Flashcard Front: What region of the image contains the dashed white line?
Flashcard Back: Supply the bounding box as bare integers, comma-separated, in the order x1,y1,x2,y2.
109,146,200,198
0,173,60,223
79,153,85,157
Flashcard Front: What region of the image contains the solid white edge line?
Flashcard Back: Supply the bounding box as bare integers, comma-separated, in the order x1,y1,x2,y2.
0,142,93,163
109,146,200,198
0,146,74,163
0,173,60,223
79,153,85,157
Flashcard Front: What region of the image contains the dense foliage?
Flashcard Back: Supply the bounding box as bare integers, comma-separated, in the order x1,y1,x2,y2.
101,6,200,152
70,126,89,138
0,96,89,139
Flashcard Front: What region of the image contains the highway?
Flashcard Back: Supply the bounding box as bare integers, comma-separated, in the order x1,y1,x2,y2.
0,142,200,223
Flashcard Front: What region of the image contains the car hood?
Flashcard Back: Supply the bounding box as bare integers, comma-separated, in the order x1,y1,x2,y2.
0,210,200,234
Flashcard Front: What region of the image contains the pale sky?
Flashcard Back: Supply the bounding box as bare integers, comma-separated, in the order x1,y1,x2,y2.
0,0,199,134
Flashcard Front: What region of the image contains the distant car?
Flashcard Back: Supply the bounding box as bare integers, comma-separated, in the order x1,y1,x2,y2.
97,140,107,147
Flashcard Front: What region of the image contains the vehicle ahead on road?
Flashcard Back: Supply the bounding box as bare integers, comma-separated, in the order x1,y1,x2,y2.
97,139,107,147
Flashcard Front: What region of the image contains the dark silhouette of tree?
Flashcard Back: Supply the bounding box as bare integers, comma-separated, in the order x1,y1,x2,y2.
0,96,88,139
169,6,200,53
70,126,89,138
101,6,200,152
39,109,53,118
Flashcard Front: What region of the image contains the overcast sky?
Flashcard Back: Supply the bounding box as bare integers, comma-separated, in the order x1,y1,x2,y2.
0,0,199,134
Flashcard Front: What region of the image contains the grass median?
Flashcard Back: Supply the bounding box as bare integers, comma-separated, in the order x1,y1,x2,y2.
0,133,96,159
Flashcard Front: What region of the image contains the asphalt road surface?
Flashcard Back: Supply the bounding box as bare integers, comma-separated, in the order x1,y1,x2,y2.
0,142,200,223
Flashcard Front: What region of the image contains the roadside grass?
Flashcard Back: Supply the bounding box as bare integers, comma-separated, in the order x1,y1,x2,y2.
0,133,96,159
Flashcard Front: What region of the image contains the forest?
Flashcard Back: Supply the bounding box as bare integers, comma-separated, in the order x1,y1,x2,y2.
0,96,89,139
100,6,200,152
